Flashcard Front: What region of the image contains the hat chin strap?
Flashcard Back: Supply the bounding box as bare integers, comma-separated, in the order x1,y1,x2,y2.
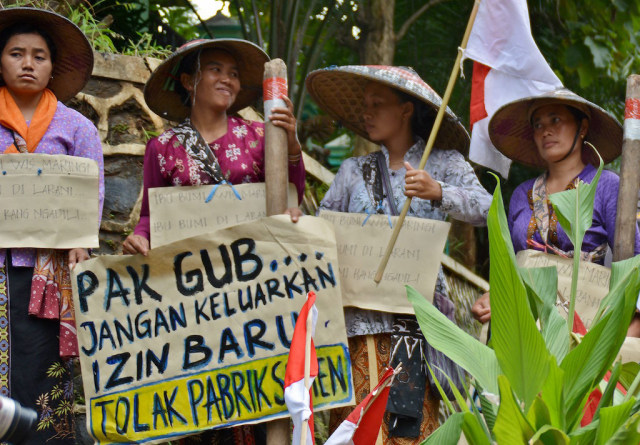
553,127,582,164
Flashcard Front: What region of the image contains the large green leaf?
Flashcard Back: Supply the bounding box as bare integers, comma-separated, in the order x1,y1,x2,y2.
421,412,491,445
527,396,552,431
619,362,640,398
488,179,550,410
476,383,498,434
592,361,622,422
461,412,492,445
548,152,602,251
569,419,599,445
530,425,570,445
406,285,500,394
493,375,535,444
594,400,636,444
620,362,640,398
593,255,640,325
540,356,566,430
549,150,603,332
520,266,570,362
421,412,465,444
425,361,458,414
560,265,640,426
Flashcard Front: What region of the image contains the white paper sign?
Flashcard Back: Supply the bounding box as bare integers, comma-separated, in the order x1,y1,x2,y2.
319,210,451,313
0,153,99,248
149,183,298,248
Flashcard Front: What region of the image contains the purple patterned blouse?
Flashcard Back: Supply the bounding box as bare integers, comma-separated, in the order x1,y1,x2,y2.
0,102,105,267
134,116,306,240
508,163,640,261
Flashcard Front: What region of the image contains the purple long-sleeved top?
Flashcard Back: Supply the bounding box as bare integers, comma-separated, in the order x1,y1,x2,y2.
508,163,640,260
0,102,105,267
134,116,305,240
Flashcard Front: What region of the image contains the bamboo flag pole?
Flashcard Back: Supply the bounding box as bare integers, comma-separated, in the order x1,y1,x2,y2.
613,74,640,262
299,309,313,445
374,0,482,284
264,58,292,445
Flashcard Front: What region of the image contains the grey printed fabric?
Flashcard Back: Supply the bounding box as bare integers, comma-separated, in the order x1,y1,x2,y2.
320,138,490,225
320,137,492,336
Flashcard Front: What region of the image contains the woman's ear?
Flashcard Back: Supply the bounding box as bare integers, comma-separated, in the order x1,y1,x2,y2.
402,101,414,121
580,117,589,137
180,72,194,93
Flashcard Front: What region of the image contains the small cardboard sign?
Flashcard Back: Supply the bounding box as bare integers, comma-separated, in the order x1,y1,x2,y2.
516,250,610,330
149,183,298,248
0,153,99,248
318,210,451,313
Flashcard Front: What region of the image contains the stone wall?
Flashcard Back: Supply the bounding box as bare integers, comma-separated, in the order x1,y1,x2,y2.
69,51,165,254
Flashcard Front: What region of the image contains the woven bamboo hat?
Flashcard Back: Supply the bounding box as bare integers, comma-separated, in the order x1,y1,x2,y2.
144,38,269,122
0,7,94,102
305,65,469,154
488,89,622,168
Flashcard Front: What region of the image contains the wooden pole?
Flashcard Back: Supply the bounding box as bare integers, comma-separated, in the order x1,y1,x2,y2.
374,0,482,283
299,308,313,445
264,58,292,445
264,58,290,216
613,74,640,261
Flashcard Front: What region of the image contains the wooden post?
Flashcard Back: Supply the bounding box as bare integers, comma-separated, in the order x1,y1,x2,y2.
264,58,289,216
613,74,640,261
264,58,291,445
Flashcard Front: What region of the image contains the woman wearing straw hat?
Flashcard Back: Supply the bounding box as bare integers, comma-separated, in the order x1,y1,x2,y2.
122,38,303,444
0,7,103,443
306,65,491,442
122,38,304,256
471,90,640,331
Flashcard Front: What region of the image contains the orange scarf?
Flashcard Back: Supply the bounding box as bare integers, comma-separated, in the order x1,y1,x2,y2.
0,86,57,153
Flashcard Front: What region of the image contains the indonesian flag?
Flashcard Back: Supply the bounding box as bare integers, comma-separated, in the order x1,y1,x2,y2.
464,0,563,178
325,367,396,445
284,291,319,445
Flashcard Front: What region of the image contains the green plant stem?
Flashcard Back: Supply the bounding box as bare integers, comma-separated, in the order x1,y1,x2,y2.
567,241,580,334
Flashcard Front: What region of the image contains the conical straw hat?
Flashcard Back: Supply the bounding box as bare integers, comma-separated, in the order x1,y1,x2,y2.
305,65,469,154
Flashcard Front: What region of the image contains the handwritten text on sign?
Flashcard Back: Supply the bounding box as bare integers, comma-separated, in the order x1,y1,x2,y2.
72,216,352,444
516,250,610,330
319,210,451,313
149,183,298,248
0,153,99,248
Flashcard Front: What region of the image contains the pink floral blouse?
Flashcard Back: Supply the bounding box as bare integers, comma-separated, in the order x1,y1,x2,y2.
134,116,305,240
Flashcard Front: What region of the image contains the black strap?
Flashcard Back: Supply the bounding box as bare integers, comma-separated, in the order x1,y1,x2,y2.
375,151,399,216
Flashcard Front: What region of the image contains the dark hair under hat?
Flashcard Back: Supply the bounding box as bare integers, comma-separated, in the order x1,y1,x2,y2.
144,39,269,122
0,7,93,102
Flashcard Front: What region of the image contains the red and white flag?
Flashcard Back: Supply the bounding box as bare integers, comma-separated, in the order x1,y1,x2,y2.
284,291,319,445
464,0,563,178
325,367,396,445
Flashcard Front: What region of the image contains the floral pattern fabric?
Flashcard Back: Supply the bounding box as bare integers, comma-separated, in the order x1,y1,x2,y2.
320,139,492,336
134,115,305,240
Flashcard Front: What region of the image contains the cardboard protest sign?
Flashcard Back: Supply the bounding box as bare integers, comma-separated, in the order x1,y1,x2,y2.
318,210,451,313
516,250,610,330
517,250,640,364
149,183,298,248
72,215,352,444
0,153,99,248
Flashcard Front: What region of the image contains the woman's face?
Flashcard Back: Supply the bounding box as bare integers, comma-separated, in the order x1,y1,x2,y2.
531,104,588,166
362,82,412,143
181,49,241,112
0,33,53,97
